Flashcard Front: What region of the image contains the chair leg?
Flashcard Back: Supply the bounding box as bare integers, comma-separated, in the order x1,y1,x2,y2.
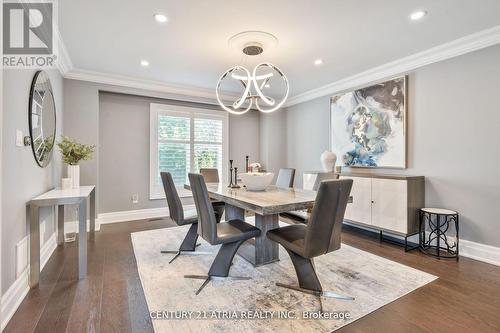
285,248,322,291
184,275,252,295
276,248,354,311
168,251,181,264
161,224,208,263
195,277,211,295
208,240,244,277
184,239,251,295
179,223,200,251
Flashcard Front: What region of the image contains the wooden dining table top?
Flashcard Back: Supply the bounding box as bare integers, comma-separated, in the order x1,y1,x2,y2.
184,183,317,215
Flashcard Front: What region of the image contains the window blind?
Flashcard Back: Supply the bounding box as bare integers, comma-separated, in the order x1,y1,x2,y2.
150,104,228,199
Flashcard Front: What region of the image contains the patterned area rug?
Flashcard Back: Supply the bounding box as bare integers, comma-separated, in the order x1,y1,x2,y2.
131,224,437,332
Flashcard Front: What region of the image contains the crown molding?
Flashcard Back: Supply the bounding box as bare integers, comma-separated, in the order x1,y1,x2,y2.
51,1,73,75
55,29,228,101
55,29,73,75
63,68,237,102
285,25,500,107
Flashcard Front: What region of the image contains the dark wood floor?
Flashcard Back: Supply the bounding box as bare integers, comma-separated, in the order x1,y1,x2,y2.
4,218,500,333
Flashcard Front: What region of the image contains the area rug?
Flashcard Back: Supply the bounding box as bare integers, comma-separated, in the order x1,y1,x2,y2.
131,224,437,332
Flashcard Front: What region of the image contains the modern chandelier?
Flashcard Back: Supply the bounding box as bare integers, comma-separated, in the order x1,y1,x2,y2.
216,32,289,115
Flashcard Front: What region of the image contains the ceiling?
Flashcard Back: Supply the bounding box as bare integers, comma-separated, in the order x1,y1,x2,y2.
59,0,500,98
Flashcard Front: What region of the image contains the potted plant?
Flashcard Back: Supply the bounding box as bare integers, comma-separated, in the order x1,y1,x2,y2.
57,136,95,188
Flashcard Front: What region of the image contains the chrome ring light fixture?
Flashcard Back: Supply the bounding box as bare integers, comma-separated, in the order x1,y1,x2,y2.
216,32,289,115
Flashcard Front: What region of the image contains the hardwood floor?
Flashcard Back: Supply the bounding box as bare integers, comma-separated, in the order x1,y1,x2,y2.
4,219,500,333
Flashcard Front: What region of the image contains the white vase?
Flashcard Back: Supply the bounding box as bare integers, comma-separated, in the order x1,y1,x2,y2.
320,150,337,172
67,165,80,188
61,178,72,190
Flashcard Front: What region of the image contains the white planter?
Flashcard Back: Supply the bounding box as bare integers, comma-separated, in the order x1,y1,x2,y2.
240,172,274,191
320,150,337,172
67,164,80,188
61,178,72,190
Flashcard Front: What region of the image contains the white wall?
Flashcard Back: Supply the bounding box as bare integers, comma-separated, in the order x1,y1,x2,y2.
1,69,63,294
284,45,500,248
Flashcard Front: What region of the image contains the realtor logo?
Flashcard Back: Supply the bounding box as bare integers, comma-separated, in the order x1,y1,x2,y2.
2,1,57,68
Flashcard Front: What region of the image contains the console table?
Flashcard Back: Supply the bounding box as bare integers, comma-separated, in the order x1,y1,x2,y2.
28,186,96,288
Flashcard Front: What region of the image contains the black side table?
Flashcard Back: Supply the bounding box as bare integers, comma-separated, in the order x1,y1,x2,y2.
419,208,459,260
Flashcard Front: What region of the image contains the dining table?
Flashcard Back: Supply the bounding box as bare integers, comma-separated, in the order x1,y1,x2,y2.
184,182,317,266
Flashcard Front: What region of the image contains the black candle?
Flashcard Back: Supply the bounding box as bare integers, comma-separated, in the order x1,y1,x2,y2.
228,159,234,187
232,167,241,188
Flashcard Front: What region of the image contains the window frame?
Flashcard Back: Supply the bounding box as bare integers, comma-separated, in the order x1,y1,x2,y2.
149,103,229,199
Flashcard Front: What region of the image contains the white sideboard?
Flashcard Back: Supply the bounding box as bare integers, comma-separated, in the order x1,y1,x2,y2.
339,173,425,236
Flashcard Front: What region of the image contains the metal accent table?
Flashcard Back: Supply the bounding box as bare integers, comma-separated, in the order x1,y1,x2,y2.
419,208,459,260
28,186,96,288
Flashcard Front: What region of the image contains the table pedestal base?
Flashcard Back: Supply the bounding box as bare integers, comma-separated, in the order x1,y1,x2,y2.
225,204,280,266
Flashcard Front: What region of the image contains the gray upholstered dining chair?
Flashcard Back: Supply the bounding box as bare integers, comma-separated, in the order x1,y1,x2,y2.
160,172,207,263
199,168,225,220
184,173,261,295
276,168,296,188
267,179,354,311
280,172,339,224
199,168,220,182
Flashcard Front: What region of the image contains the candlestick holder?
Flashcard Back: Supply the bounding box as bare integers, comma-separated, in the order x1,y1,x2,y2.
228,160,234,187
231,167,241,188
245,155,249,173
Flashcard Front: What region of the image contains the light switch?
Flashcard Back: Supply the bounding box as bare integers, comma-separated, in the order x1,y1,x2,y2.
16,130,24,147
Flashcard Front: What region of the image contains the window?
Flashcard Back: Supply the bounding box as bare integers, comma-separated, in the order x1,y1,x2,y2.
150,103,228,199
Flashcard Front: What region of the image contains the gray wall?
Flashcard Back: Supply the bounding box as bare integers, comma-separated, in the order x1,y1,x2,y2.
1,69,63,294
285,97,331,186
98,92,260,213
284,44,500,248
64,79,217,215
64,83,261,214
259,110,288,180
229,108,260,173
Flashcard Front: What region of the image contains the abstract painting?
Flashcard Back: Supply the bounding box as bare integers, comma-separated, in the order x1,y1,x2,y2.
330,76,407,168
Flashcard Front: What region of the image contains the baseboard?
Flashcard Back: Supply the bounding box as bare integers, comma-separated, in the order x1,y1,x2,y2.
1,232,58,331
344,222,500,267
419,231,500,266
97,205,195,225
459,239,500,266
98,207,170,224
63,206,196,232
64,219,102,234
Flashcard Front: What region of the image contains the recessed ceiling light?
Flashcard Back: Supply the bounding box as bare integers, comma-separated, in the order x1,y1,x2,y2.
154,13,168,23
140,60,150,67
410,10,427,21
314,59,323,66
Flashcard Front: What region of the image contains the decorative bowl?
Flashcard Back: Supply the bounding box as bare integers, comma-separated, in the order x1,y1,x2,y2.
239,172,274,191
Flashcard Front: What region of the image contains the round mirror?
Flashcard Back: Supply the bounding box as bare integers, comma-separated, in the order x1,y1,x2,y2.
28,71,56,167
